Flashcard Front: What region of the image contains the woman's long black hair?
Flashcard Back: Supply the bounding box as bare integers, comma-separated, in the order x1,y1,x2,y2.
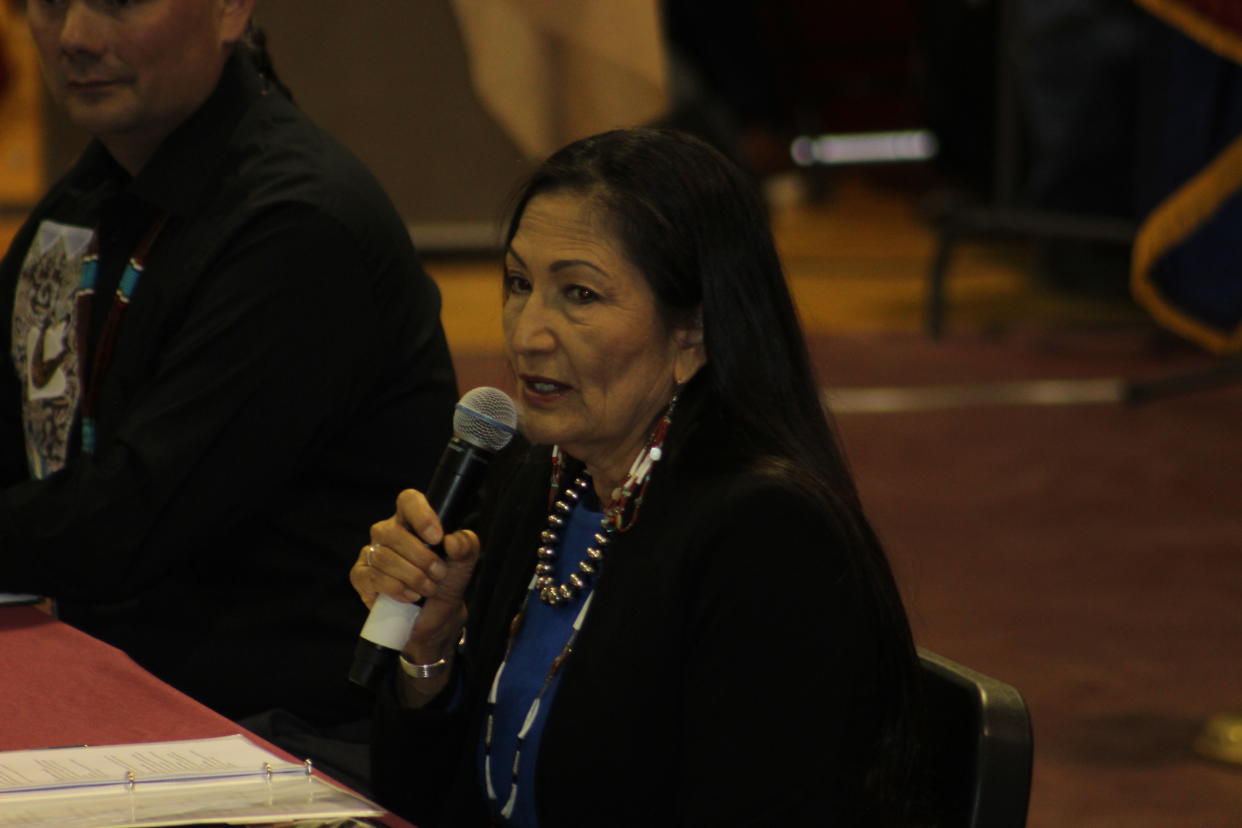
504,127,921,823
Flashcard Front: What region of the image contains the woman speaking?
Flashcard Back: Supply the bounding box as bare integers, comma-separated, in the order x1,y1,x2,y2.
352,128,919,827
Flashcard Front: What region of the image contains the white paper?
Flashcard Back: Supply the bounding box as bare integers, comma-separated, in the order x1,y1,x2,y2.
0,735,384,827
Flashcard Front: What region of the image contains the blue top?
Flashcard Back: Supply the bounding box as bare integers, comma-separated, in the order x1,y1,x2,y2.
480,496,604,827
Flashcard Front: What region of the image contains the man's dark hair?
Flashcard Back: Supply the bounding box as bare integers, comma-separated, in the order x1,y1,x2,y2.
241,22,292,102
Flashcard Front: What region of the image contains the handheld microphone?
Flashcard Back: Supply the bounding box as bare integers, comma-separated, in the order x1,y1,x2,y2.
349,387,518,689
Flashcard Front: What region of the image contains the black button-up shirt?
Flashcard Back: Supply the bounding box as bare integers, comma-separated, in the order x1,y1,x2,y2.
0,53,457,724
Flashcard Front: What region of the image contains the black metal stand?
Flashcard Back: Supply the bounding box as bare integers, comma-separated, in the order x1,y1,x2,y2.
925,0,1136,337
1122,355,1242,403
927,205,1134,337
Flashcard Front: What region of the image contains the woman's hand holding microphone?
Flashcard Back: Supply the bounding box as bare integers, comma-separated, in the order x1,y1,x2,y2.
351,488,480,704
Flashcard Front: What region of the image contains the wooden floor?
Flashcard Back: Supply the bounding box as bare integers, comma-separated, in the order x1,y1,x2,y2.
2,168,1143,350
425,169,1146,359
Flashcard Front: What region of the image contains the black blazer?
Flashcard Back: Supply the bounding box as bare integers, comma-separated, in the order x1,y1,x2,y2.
373,394,903,826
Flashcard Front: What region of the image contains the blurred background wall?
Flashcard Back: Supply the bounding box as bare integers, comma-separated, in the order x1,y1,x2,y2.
33,0,678,250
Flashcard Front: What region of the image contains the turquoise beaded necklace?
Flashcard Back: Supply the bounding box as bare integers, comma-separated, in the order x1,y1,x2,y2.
74,213,167,454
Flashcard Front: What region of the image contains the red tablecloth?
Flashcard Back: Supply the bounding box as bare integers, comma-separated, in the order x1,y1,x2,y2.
0,605,414,827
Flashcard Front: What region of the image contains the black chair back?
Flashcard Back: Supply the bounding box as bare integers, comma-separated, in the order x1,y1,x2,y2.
915,648,1033,828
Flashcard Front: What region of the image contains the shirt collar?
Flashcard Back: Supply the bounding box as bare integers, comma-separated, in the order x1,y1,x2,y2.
122,50,270,217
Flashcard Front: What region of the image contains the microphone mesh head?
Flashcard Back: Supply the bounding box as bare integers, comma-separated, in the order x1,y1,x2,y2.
453,387,518,452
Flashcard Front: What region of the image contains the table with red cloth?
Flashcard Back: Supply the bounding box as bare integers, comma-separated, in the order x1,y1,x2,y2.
0,604,415,828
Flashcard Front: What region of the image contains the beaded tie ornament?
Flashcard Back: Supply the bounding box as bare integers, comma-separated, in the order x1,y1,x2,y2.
75,212,169,454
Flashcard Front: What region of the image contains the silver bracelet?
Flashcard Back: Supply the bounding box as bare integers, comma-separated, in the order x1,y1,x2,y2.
399,653,449,680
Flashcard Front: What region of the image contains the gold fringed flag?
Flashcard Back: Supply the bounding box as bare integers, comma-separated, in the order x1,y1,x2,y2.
1131,0,1242,353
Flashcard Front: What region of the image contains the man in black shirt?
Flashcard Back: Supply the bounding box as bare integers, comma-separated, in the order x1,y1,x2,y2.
0,0,457,778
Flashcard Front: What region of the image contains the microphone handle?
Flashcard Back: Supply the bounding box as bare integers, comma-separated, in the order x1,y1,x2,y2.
349,437,493,689
424,437,493,536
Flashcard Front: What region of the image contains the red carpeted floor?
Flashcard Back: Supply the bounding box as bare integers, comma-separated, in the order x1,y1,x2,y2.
822,329,1242,828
